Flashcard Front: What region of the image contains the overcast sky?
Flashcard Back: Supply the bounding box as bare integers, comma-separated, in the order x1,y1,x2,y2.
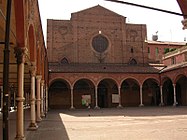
38,0,187,43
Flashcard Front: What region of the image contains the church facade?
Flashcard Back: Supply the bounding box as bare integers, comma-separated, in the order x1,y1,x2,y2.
47,5,187,109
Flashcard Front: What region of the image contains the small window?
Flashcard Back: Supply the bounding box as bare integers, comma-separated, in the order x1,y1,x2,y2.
171,57,176,64
148,47,150,53
131,48,134,53
156,47,159,55
129,58,137,65
61,57,69,64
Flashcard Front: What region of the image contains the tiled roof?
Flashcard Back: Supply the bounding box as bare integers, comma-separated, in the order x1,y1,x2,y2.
161,62,187,72
49,63,164,73
147,40,186,46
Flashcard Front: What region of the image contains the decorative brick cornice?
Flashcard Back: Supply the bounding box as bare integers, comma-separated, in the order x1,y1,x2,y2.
182,18,187,30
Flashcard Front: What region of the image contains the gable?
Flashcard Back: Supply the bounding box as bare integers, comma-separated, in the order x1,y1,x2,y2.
71,5,125,20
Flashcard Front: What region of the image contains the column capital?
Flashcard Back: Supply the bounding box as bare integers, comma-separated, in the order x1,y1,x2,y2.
182,18,187,30
41,80,45,86
36,75,42,80
30,65,36,77
14,47,28,64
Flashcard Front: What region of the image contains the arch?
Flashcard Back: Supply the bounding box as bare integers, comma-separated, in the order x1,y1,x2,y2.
142,78,160,106
174,74,187,84
120,77,140,86
97,77,118,86
121,78,140,106
161,76,173,85
129,58,137,65
162,78,174,106
49,79,71,109
61,57,69,64
175,75,187,106
142,78,159,86
73,79,95,109
49,77,71,88
97,78,118,108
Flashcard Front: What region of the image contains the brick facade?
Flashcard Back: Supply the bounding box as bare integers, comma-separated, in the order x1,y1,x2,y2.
47,5,187,109
47,5,148,65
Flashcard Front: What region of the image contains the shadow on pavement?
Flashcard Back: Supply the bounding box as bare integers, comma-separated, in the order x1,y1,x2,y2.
26,110,69,140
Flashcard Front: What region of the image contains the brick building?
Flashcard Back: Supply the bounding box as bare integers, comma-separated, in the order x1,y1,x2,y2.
147,40,186,63
47,5,187,109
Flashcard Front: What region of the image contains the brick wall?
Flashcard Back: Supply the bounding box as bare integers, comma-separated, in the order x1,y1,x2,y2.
47,5,148,65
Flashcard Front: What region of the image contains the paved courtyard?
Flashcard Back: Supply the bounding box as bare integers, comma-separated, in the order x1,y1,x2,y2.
27,107,187,140
1,107,187,140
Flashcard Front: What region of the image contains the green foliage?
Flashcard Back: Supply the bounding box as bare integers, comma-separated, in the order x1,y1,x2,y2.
164,48,176,54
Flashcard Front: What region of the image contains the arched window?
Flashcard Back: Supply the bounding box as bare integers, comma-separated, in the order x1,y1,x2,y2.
129,58,137,65
61,57,69,64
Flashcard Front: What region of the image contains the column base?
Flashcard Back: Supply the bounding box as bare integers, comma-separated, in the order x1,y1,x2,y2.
41,113,45,118
15,135,25,140
159,103,164,106
28,123,38,131
117,104,123,109
139,104,144,107
37,117,42,122
94,106,100,109
173,102,178,107
70,106,75,110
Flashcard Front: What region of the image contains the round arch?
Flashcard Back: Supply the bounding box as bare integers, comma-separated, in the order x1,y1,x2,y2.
162,77,174,106
73,79,95,109
121,78,140,106
48,79,71,109
49,77,71,88
142,78,160,106
174,74,187,84
73,78,96,87
97,78,118,108
175,75,187,106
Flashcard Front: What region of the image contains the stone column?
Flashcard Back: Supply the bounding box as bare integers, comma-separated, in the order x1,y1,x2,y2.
117,86,123,108
14,47,27,140
36,75,42,122
139,85,144,107
45,86,48,113
173,84,177,106
94,86,99,109
0,86,3,111
70,87,74,109
28,65,38,130
40,80,45,117
25,92,28,106
159,85,164,106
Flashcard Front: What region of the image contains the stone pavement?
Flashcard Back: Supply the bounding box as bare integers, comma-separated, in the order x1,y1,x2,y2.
1,107,187,140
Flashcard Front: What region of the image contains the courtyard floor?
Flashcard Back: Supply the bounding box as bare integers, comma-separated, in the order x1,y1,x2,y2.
1,107,187,140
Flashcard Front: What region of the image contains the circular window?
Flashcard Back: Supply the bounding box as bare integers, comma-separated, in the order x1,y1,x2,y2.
92,35,109,53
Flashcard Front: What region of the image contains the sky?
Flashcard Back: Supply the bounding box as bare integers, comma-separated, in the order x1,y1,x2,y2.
38,0,187,43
